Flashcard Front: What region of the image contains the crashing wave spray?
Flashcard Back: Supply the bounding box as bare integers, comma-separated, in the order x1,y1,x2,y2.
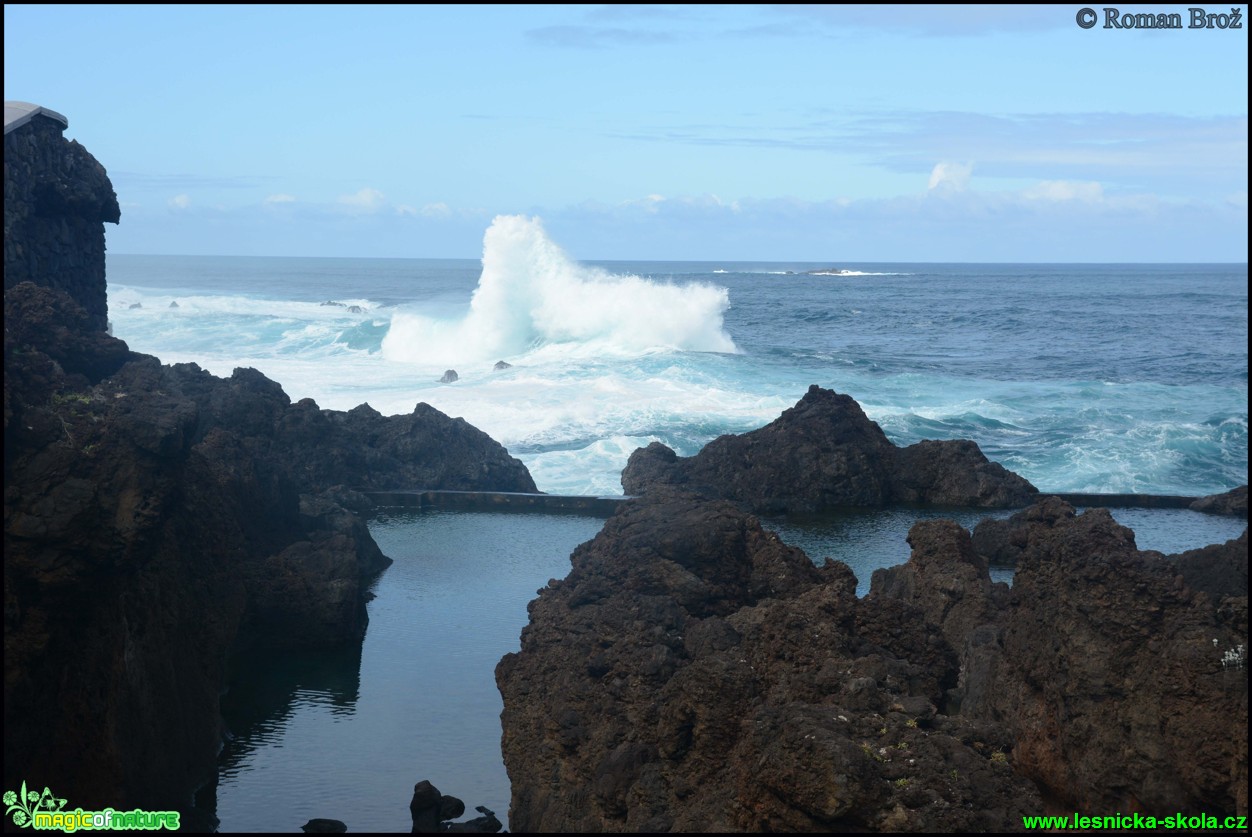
381,215,737,367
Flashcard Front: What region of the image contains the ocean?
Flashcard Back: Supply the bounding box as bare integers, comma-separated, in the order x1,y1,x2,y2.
103,215,1248,832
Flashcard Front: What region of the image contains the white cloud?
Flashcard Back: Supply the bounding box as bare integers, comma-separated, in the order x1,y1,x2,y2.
928,162,973,191
337,187,387,213
264,193,296,204
420,202,452,218
168,194,191,209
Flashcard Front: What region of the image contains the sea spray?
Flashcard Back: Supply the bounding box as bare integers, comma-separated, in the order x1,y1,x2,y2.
107,255,1247,497
380,215,738,367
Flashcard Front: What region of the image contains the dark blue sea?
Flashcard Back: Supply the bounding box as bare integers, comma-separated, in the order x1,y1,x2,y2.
104,216,1248,832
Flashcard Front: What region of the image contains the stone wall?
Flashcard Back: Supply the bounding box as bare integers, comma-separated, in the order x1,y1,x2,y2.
4,114,120,333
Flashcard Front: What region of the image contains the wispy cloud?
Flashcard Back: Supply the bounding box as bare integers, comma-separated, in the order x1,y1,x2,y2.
419,202,453,218
609,110,1247,195
928,161,973,191
168,194,191,209
543,183,1246,261
264,193,296,204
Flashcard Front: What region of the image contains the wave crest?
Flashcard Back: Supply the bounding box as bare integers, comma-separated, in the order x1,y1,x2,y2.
381,215,737,366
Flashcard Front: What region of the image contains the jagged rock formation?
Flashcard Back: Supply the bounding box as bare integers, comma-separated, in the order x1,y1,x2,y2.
4,281,536,813
497,492,1248,831
497,490,1044,832
1191,485,1249,518
622,385,1037,513
942,498,1248,816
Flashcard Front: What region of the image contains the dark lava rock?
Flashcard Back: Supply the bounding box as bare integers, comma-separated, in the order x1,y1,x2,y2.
274,399,536,493
499,492,1248,830
1169,529,1249,602
493,360,512,371
621,385,1037,513
957,498,1247,817
1191,485,1248,518
439,369,459,384
301,819,347,833
497,490,1043,832
4,282,534,815
410,780,501,833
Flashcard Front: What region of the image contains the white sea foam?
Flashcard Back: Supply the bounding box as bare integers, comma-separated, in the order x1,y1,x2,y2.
105,255,1247,497
380,215,737,368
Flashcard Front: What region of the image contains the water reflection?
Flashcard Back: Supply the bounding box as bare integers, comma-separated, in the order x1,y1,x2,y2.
199,504,1244,832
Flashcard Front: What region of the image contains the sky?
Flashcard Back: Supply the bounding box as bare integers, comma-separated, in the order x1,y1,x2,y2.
4,4,1248,262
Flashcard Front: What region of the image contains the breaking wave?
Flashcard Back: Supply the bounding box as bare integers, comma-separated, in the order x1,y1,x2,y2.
381,215,737,367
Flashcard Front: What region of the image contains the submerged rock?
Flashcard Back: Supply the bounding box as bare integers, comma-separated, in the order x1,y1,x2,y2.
410,780,501,833
492,360,512,371
301,819,347,833
622,385,1037,513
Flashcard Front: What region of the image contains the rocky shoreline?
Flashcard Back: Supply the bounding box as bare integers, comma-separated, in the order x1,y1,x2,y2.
6,105,1247,832
497,489,1247,830
3,278,537,816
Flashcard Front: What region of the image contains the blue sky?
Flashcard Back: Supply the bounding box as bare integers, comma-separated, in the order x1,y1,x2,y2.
4,4,1247,261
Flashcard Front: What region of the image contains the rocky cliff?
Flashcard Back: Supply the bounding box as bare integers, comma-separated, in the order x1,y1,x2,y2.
497,493,1248,830
622,385,1037,513
4,279,536,812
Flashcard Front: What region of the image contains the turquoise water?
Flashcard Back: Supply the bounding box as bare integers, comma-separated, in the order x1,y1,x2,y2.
106,219,1248,496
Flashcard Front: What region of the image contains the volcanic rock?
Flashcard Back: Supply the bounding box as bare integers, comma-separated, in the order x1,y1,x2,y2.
966,498,1248,816
497,490,1043,831
1191,485,1248,518
621,385,1037,513
4,282,535,814
499,492,1248,830
410,780,501,833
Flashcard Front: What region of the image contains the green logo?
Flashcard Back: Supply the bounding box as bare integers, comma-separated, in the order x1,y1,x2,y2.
4,782,179,832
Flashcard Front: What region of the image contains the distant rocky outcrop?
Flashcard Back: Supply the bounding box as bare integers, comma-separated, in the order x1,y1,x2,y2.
1191,485,1248,518
439,369,459,384
497,492,1248,830
622,385,1037,513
